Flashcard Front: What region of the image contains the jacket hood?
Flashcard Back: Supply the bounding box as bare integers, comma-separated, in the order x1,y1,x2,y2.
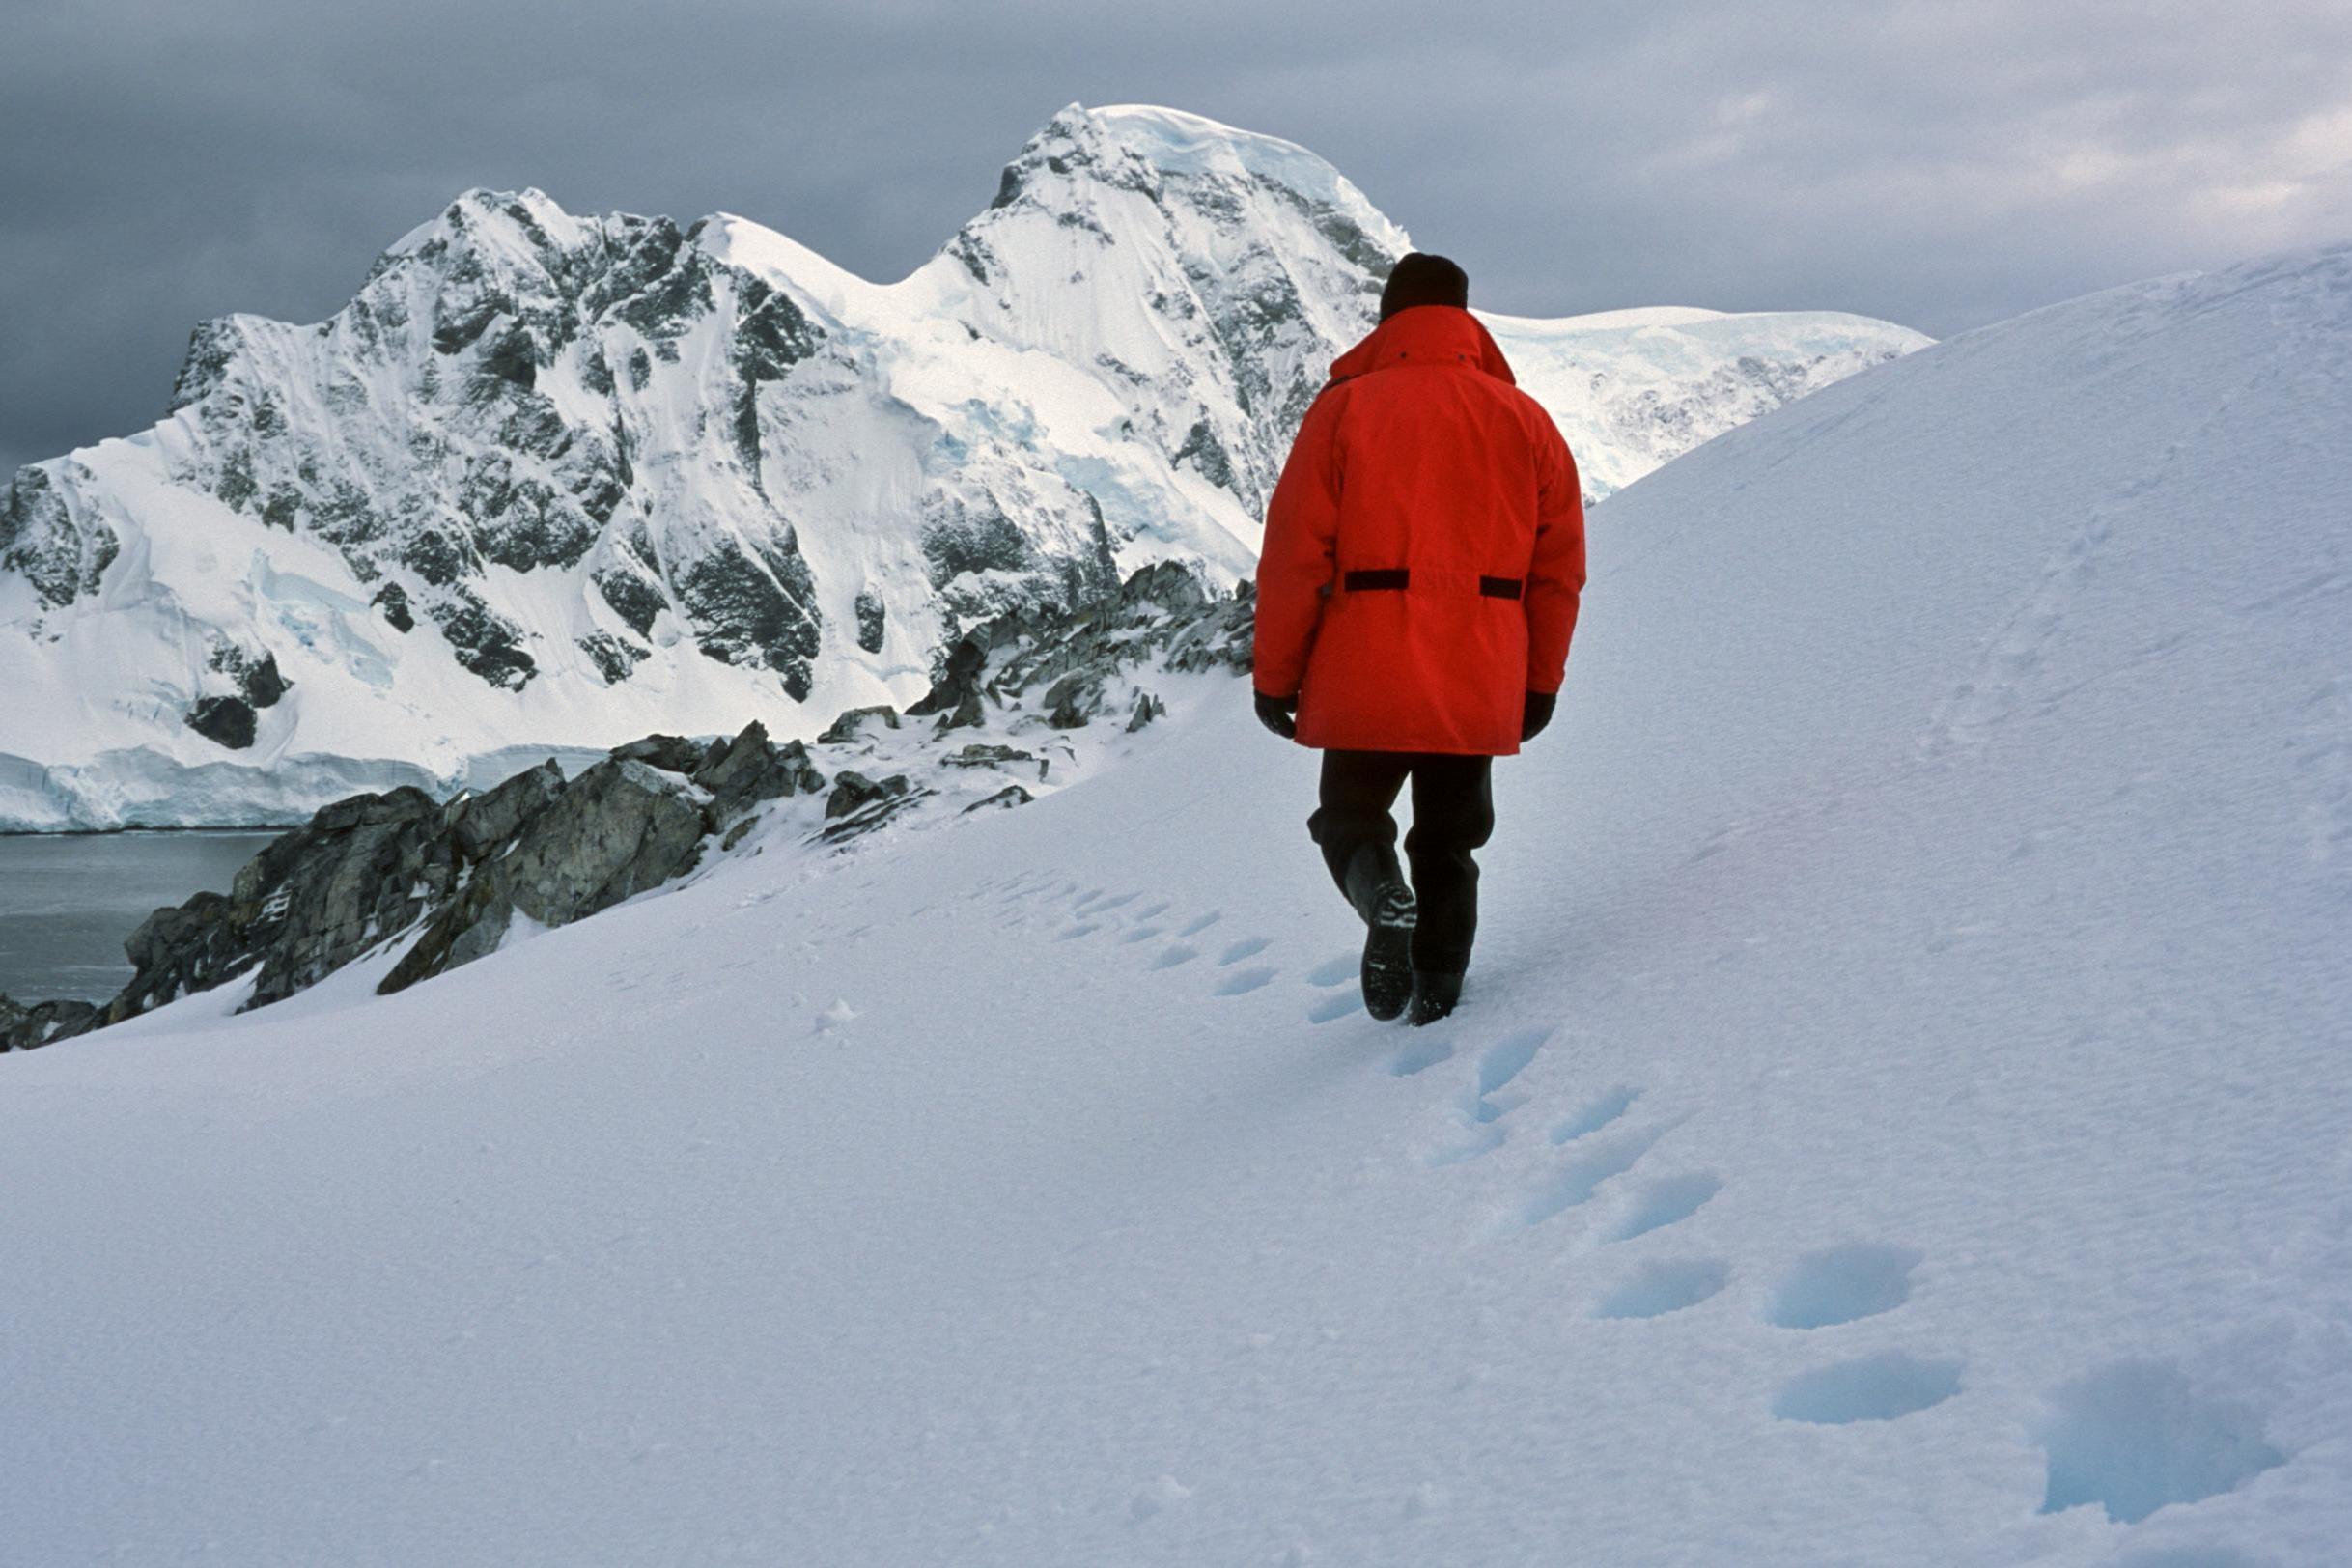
1327,305,1517,387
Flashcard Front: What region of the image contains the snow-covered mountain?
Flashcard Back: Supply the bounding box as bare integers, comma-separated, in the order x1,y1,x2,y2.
0,103,1925,830
4,241,2343,1563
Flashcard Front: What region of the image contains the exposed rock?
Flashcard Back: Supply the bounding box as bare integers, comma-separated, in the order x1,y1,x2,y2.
105,784,451,1020
678,533,821,700
1044,674,1097,729
816,782,926,845
445,760,565,859
0,994,102,1052
12,566,1259,1051
244,652,290,707
505,760,711,926
185,694,258,749
381,759,711,994
941,743,1035,770
690,720,825,823
612,734,707,773
1,462,117,611
576,630,647,685
906,635,988,731
1119,559,1209,618
961,784,1033,814
818,705,901,744
372,580,415,632
825,770,909,821
853,589,887,654
210,643,290,709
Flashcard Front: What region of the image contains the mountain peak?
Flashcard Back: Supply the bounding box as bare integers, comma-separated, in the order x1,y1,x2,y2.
371,185,596,279
979,102,1405,265
4,103,1929,831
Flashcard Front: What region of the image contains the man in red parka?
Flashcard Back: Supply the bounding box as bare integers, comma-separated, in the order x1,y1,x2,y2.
1252,253,1587,1026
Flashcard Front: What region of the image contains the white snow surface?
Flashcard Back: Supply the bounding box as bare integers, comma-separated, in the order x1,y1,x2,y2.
0,102,1924,829
4,244,2345,1566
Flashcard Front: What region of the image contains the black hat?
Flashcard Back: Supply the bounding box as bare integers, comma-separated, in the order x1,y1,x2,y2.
1379,253,1470,321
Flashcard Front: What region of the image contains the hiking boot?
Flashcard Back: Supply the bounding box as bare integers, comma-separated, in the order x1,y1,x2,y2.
1343,843,1416,1022
1407,969,1464,1027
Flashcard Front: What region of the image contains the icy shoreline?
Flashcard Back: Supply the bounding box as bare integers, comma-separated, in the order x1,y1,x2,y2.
0,742,611,833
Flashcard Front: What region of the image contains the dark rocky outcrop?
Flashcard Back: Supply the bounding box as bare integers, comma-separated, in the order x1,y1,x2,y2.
380,758,711,994
692,720,824,822
0,994,102,1051
210,643,290,709
853,589,887,654
373,581,415,632
612,733,708,773
962,784,1033,814
818,705,901,744
5,565,1258,1054
825,770,909,821
905,637,987,731
185,694,259,749
678,533,821,700
1,718,840,1051
816,771,924,845
942,742,1039,775
1,462,119,611
576,630,647,685
108,783,453,1019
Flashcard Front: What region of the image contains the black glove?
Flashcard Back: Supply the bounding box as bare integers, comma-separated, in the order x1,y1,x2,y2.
1254,689,1300,740
1521,689,1556,742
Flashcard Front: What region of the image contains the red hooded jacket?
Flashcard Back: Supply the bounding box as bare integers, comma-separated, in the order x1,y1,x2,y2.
1252,305,1586,756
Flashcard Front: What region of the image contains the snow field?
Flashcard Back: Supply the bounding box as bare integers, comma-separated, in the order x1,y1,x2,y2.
3,242,2347,1564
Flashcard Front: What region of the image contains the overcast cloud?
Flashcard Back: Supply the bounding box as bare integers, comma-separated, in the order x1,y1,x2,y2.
4,0,2348,475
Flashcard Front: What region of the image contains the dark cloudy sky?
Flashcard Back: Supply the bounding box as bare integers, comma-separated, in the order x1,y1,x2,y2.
5,0,2348,475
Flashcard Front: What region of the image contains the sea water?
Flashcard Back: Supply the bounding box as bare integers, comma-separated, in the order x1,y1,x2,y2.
0,830,280,1004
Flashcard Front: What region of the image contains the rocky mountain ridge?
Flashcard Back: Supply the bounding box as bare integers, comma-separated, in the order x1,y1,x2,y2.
0,103,1927,831
0,562,1247,1050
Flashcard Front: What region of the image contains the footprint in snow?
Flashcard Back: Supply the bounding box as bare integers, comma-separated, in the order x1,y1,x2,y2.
2032,1358,2285,1524
1176,910,1221,937
1554,1085,1640,1144
1091,891,1142,913
1424,1026,1554,1163
1304,953,1358,987
1307,992,1362,1024
1592,1257,1731,1320
1509,1122,1668,1231
1152,944,1200,970
1605,1172,1722,1242
1056,922,1101,941
1763,1243,1922,1330
1424,1123,1504,1166
1466,1026,1551,1120
1388,1036,1454,1077
1215,966,1277,997
1119,926,1165,945
1772,1352,1963,1424
1133,901,1171,921
1218,937,1272,966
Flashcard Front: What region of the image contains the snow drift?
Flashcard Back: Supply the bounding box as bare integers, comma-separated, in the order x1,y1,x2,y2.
0,102,1924,830
2,244,2343,1565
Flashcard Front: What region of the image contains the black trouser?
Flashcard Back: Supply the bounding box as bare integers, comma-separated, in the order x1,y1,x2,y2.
1307,750,1496,975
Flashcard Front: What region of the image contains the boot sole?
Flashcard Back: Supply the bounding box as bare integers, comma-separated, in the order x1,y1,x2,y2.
1408,979,1462,1027
1360,882,1416,1022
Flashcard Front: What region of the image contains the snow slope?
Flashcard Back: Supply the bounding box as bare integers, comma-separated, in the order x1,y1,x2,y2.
0,102,1925,830
3,244,2344,1565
